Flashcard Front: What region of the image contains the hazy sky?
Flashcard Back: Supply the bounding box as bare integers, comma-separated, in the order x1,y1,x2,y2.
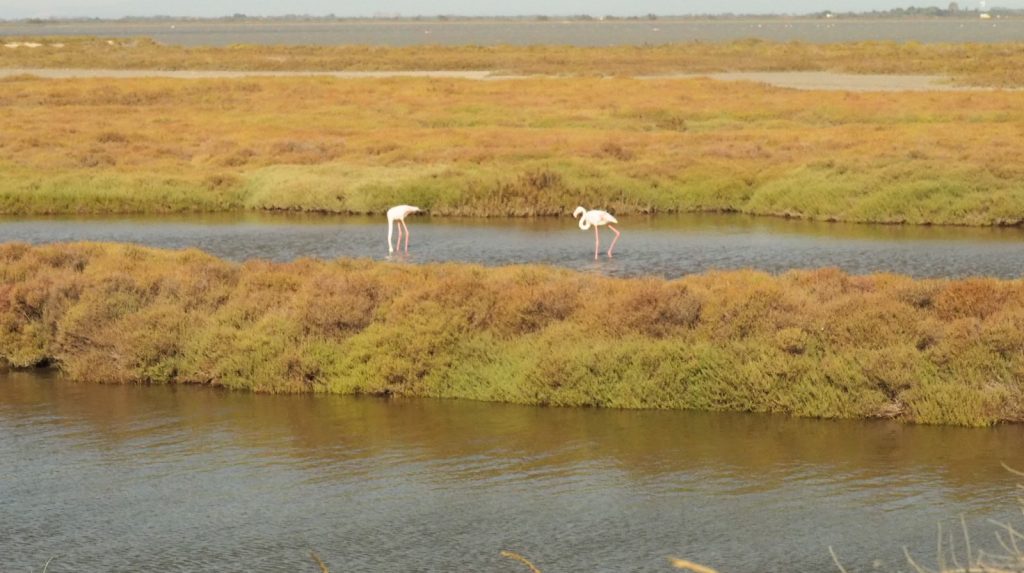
0,0,1016,19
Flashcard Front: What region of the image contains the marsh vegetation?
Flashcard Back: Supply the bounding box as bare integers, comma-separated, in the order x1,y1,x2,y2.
1,73,1023,224
2,243,1021,426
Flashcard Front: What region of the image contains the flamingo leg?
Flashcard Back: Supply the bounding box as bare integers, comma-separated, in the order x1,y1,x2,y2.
395,220,404,254
594,225,600,260
401,220,411,252
607,225,620,258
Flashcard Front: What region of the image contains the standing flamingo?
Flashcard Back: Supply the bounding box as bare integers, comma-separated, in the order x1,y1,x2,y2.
387,205,421,254
573,206,620,259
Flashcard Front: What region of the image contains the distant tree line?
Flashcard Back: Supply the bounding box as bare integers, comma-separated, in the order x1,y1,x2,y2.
7,8,1024,24
811,5,1022,18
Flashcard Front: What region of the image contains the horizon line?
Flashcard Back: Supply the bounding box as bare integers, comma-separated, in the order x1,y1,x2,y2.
0,7,1015,22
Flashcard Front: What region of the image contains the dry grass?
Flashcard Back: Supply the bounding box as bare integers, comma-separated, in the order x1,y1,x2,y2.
309,551,329,573
1,242,1022,426
317,548,721,572
669,557,721,573
499,551,720,572
1,75,1024,223
500,551,544,573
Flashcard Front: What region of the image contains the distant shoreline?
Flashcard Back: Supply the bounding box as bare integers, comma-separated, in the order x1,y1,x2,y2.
0,68,1003,92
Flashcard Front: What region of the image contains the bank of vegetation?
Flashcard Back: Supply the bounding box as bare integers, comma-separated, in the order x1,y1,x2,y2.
3,37,1024,87
1,75,1023,225
1,243,1021,426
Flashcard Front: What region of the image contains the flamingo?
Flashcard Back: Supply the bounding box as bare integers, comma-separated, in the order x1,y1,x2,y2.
387,204,421,254
573,206,620,259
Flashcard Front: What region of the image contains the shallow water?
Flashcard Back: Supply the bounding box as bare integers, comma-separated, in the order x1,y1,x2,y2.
1,212,1023,279
1,371,1022,572
1,19,1021,46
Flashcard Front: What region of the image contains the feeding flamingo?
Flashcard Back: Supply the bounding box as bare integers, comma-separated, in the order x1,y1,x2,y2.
573,206,620,259
387,204,421,254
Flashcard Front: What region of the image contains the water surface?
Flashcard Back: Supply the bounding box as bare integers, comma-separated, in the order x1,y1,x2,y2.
1,371,1022,572
1,212,1023,279
1,19,1021,45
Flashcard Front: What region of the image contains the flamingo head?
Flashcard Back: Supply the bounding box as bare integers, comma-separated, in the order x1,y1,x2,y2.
572,206,586,219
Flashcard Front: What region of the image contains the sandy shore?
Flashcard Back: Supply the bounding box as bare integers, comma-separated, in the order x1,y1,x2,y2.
654,71,999,91
0,68,1003,91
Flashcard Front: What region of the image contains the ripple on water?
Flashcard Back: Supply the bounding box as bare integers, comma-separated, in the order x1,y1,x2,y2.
2,374,1023,572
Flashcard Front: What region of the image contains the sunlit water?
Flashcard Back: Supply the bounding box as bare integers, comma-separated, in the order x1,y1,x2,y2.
1,212,1023,278
1,19,1021,46
1,371,1022,572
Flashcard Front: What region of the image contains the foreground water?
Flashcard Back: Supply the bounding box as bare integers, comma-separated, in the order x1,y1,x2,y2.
1,370,1022,572
1,212,1023,279
0,19,1021,46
